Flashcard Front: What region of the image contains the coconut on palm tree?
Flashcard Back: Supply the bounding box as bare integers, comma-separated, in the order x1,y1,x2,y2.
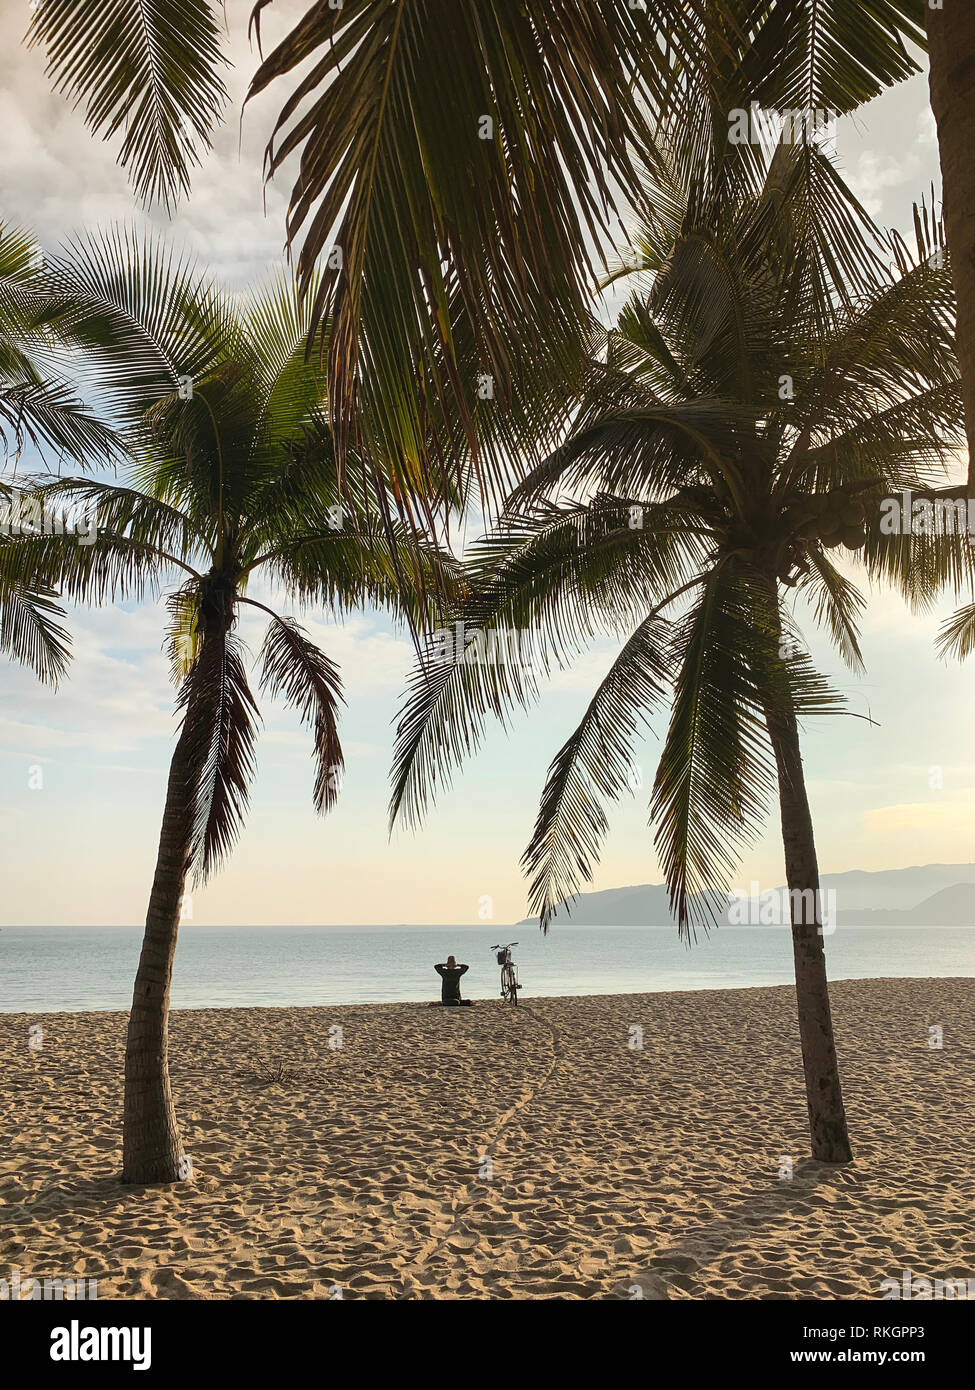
389,141,965,1164
0,228,457,1184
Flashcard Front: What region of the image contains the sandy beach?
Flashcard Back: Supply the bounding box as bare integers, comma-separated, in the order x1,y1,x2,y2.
2,977,973,1300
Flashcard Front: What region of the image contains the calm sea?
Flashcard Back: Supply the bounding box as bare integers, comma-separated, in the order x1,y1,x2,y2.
1,922,973,1013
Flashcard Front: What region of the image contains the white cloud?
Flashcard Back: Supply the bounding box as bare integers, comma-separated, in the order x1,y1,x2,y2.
845,149,920,220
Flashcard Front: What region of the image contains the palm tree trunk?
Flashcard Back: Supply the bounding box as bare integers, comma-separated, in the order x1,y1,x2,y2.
927,3,975,490
762,584,852,1164
121,711,197,1184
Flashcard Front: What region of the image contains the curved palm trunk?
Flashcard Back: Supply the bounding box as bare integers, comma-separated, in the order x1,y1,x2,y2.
927,4,975,490
121,713,197,1183
122,587,235,1184
762,585,852,1164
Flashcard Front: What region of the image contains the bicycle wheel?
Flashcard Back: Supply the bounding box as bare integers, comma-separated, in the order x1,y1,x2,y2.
510,966,518,1004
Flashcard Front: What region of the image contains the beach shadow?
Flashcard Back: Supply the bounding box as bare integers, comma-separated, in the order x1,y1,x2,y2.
10,1168,197,1224
638,1158,848,1292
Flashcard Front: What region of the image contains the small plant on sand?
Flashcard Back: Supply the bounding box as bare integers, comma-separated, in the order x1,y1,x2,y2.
243,1056,301,1088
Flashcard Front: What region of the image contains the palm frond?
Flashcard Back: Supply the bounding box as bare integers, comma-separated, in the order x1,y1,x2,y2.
650,563,777,937
0,221,121,465
389,499,702,830
0,519,179,611
42,225,223,426
258,510,462,632
0,377,116,464
936,602,975,662
164,586,202,686
523,610,674,932
797,550,866,673
33,476,207,565
178,627,260,883
28,0,229,209
0,567,71,686
862,496,973,612
747,0,925,115
245,0,671,481
258,613,344,814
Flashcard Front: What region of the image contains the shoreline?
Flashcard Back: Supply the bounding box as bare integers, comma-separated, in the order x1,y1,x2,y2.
3,969,973,1017
3,978,973,1299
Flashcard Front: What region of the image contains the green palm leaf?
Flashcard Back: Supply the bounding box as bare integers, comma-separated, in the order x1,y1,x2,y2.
389,499,703,829
179,627,260,883
245,0,672,480
797,549,866,673
747,0,925,114
650,563,777,936
523,610,674,931
258,614,344,814
0,221,120,464
28,0,229,209
936,602,975,662
0,563,71,686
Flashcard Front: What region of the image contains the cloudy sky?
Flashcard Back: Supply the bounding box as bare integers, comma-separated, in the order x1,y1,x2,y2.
1,7,970,928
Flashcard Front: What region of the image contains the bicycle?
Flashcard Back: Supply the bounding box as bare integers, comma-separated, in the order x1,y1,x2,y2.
491,942,520,1004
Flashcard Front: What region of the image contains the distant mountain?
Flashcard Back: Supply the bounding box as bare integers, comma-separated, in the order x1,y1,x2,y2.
516,883,675,928
816,863,975,910
514,864,975,928
837,883,975,927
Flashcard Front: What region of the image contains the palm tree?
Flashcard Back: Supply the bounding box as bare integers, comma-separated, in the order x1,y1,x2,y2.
1,219,116,467
1,219,119,681
244,0,927,492
25,2,928,505
0,228,457,1184
389,142,965,1164
926,3,975,489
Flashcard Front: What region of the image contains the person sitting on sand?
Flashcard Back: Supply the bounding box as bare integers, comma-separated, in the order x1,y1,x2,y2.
434,955,472,1006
